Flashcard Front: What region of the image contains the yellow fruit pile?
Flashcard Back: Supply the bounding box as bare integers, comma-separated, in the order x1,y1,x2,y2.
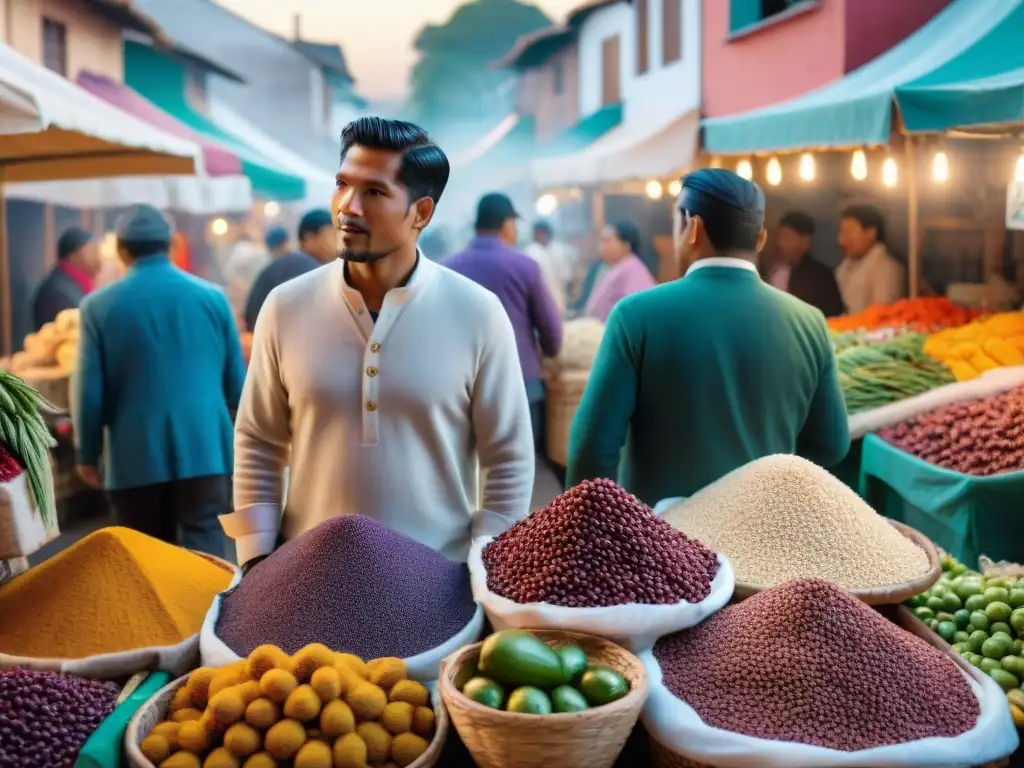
140,644,435,768
924,313,1024,381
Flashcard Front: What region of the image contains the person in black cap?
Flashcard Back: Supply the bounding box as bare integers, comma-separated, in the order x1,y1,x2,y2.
444,192,562,455
567,168,850,504
72,204,246,558
243,209,334,331
768,211,845,317
31,226,100,329
264,225,291,258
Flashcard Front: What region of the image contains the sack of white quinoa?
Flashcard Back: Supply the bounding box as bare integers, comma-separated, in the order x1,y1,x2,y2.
201,515,484,682
640,580,1018,767
467,479,734,653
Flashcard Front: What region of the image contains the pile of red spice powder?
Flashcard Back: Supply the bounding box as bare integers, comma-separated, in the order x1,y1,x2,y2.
483,478,719,607
653,579,979,751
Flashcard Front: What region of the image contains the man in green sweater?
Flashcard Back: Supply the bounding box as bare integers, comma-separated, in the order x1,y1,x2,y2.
567,169,849,505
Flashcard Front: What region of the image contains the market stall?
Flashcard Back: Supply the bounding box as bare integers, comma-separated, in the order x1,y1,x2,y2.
544,318,605,468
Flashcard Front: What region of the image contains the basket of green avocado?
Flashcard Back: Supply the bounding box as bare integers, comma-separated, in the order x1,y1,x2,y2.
439,628,649,768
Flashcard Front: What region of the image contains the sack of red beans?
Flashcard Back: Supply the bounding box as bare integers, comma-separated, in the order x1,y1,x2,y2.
468,480,734,652
639,580,1018,767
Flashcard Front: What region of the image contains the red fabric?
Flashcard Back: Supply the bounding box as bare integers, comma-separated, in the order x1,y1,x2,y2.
59,261,95,295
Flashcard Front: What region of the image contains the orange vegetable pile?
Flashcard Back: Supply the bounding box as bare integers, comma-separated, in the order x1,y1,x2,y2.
924,313,1024,381
828,298,981,333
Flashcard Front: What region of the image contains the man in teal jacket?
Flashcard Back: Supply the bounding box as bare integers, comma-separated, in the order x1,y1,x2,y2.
73,205,246,557
567,169,849,505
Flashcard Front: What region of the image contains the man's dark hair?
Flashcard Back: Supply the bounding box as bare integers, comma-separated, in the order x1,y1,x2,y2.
297,209,333,241
534,221,553,237
120,239,170,259
678,168,765,252
840,204,886,243
340,117,450,206
609,221,641,255
778,211,815,237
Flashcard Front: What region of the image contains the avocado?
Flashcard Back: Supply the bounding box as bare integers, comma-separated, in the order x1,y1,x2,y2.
478,630,565,689
556,644,588,684
505,686,553,714
461,676,505,709
578,667,629,706
550,685,589,713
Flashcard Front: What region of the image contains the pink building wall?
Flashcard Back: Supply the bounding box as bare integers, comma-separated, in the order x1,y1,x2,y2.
702,0,951,119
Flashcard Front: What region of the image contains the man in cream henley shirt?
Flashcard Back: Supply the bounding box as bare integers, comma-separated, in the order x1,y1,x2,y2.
223,118,535,565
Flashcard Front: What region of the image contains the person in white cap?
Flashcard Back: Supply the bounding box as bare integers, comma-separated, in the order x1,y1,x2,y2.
72,204,246,557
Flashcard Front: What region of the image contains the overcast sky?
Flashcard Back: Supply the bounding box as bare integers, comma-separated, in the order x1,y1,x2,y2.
213,0,579,100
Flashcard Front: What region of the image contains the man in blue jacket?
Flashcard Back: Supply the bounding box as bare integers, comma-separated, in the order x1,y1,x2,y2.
73,205,246,557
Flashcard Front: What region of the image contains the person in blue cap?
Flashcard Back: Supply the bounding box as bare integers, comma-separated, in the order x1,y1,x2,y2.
264,225,291,258
243,209,334,331
567,168,850,504
72,204,246,557
31,226,101,329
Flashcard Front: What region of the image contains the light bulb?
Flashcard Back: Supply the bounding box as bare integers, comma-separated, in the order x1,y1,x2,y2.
932,151,949,184
535,193,558,216
210,217,229,236
668,179,682,196
1015,153,1024,183
644,180,663,200
736,159,753,180
710,156,723,169
263,201,280,218
798,153,815,182
851,150,868,181
882,157,898,188
766,157,782,186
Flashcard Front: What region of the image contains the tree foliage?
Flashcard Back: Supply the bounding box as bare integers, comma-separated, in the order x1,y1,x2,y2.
406,0,551,129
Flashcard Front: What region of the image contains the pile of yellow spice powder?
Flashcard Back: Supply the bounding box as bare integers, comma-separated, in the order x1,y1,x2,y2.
0,527,233,658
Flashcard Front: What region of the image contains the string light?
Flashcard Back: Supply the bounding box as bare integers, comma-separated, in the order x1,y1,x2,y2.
932,151,949,184
882,157,898,188
798,153,815,182
668,179,682,196
210,217,229,236
263,201,280,218
850,150,868,181
736,159,753,179
535,193,558,216
765,157,782,186
645,180,663,200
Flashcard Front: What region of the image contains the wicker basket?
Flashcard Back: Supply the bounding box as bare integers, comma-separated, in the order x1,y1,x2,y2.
125,671,449,768
439,629,648,768
732,520,942,606
19,368,70,413
545,370,590,467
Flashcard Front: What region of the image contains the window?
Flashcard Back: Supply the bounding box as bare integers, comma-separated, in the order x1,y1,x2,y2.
184,68,207,112
42,18,67,77
321,74,333,130
601,35,621,106
635,0,649,74
662,0,682,65
762,0,801,18
552,58,564,95
729,0,804,33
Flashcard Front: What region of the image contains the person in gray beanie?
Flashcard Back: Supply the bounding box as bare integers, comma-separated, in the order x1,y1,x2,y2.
72,204,246,558
31,225,100,329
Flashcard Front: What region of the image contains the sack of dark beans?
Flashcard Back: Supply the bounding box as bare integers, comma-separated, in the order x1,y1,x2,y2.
199,515,484,681
467,478,735,652
640,579,1018,767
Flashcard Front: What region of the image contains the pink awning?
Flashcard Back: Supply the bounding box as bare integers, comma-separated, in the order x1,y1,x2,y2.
77,70,242,176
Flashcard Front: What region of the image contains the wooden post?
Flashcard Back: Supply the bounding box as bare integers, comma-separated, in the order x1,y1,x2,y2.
905,137,920,299
0,172,10,356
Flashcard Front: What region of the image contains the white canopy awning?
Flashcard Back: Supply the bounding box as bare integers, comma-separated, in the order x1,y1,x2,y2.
0,43,200,182
209,99,337,210
532,110,699,189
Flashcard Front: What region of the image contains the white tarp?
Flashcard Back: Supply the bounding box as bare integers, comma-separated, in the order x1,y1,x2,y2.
0,44,200,182
6,175,252,214
532,109,699,189
209,99,337,209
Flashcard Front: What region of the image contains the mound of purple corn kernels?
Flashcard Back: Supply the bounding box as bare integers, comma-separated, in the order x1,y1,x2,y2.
653,579,979,750
483,478,719,607
0,667,119,768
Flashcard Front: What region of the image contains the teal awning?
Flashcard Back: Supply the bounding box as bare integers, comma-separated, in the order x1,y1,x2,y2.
703,0,1024,154
542,103,622,155
124,41,306,201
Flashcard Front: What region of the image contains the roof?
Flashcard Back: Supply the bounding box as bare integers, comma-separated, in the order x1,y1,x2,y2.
82,0,167,40
292,40,354,82
702,0,1024,154
497,0,626,71
122,30,246,83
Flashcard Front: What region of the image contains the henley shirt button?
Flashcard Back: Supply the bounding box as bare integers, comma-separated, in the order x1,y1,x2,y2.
366,400,377,411
357,308,365,315
366,366,378,377
370,342,381,352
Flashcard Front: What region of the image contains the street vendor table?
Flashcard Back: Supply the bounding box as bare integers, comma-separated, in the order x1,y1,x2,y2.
859,434,1024,567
